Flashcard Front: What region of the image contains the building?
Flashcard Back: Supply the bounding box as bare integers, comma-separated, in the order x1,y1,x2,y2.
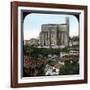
39,17,69,48
45,61,64,76
29,38,39,46
69,36,79,46
24,38,39,46
24,40,30,46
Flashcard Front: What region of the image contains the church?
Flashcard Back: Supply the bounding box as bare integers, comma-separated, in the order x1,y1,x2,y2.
39,17,69,48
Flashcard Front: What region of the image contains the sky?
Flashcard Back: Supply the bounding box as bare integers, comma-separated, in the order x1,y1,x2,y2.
23,13,79,40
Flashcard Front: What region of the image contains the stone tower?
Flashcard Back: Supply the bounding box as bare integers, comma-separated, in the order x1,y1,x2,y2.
39,17,69,48
66,17,69,46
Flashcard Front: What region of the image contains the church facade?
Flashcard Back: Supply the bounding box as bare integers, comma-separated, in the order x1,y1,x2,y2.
39,17,69,48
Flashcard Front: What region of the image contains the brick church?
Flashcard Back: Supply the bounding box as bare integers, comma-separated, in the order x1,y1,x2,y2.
39,17,69,48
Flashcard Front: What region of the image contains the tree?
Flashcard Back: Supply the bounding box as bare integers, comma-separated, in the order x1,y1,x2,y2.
59,60,79,75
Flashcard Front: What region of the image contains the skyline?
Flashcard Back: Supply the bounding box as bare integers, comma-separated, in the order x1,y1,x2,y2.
23,13,79,40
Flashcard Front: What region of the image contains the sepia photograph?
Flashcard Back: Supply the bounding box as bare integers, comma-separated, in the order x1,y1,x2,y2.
23,13,79,77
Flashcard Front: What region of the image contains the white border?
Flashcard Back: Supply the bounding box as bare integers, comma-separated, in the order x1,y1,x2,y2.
18,6,84,83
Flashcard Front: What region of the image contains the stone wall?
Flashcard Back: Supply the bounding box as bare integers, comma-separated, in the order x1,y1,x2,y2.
39,18,69,48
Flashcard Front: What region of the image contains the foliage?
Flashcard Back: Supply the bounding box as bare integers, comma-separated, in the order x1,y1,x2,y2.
59,60,79,75
24,45,62,57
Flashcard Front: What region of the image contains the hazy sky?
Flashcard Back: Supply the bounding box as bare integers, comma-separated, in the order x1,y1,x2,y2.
23,13,79,40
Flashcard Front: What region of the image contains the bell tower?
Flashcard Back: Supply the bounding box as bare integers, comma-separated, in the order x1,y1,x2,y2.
66,17,69,25
66,17,69,46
